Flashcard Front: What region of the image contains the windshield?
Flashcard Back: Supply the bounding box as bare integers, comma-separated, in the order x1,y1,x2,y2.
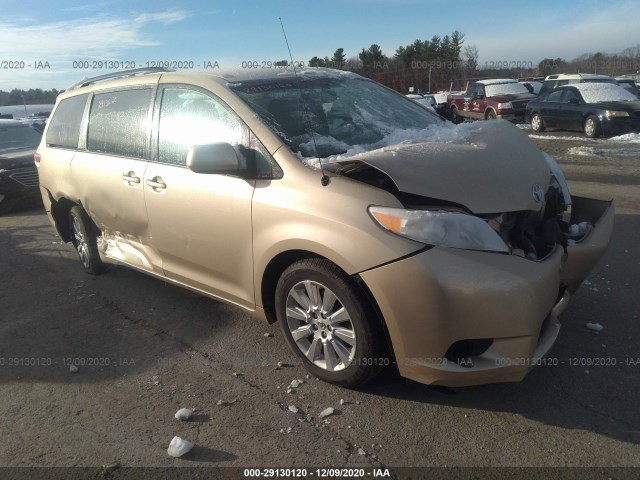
230,74,441,159
577,83,638,103
484,82,530,96
0,124,42,152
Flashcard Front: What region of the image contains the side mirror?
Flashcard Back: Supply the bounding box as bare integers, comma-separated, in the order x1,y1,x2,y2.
187,143,240,174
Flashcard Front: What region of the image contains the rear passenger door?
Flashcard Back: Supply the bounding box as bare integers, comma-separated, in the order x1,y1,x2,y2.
143,86,256,308
539,89,563,128
70,88,158,272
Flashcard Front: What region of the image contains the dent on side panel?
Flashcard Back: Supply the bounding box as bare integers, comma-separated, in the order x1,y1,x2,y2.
562,196,614,293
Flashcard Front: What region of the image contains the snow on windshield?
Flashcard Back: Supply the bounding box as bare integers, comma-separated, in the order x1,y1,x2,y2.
230,74,444,160
575,83,638,103
300,121,481,171
485,82,529,96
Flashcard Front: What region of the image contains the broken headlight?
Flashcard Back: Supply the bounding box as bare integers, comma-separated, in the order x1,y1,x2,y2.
369,206,509,253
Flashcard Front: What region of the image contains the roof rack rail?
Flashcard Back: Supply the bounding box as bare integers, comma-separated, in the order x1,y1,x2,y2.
66,67,175,91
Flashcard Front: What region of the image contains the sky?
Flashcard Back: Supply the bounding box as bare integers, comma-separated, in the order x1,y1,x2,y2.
0,0,638,91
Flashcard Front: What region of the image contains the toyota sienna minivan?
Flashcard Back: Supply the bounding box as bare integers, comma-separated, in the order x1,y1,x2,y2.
36,67,613,387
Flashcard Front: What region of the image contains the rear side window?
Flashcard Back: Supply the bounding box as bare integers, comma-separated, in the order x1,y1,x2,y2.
46,94,88,148
87,89,152,158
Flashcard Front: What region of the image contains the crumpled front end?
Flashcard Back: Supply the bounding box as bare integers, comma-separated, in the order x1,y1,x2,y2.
359,192,613,387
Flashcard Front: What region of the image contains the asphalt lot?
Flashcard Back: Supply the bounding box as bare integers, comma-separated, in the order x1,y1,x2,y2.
0,129,639,478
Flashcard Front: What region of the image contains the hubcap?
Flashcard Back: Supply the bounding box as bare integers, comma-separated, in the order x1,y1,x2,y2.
72,216,90,269
532,115,540,130
285,280,356,372
585,119,594,136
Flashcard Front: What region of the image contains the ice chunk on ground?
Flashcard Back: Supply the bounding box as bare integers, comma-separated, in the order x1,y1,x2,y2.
217,399,236,406
174,408,192,421
288,405,299,413
290,379,304,388
319,407,335,418
609,132,640,143
69,365,78,373
358,448,366,456
264,332,274,337
586,322,604,332
167,436,194,458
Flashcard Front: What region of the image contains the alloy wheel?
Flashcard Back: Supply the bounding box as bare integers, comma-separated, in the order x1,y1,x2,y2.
285,280,356,372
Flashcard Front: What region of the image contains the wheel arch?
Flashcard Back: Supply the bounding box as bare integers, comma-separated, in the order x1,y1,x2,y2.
260,250,395,362
49,196,101,242
484,108,497,119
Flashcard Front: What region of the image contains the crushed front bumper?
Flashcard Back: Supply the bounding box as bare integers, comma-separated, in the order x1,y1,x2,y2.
360,196,614,387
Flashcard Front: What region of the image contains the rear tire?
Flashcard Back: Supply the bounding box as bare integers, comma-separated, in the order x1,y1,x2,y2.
584,115,601,138
530,113,545,132
275,258,386,387
69,206,107,275
450,107,462,124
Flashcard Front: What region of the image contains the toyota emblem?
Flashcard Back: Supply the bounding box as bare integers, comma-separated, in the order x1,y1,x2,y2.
532,184,544,204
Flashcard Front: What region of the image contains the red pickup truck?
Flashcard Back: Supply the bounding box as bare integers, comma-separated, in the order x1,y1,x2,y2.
447,79,536,123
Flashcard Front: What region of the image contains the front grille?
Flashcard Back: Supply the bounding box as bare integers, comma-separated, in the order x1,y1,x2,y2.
9,169,39,187
511,100,530,110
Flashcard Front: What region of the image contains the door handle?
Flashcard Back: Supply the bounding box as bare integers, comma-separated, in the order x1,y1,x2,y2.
122,171,140,185
146,177,167,191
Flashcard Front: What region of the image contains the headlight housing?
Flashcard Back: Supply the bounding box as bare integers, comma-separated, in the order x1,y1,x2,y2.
369,206,509,253
541,152,571,207
605,110,629,118
497,102,513,110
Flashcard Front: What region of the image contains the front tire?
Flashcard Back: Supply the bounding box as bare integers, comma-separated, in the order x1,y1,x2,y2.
69,206,107,275
530,113,545,132
485,110,497,120
450,107,462,124
275,258,386,387
584,115,601,138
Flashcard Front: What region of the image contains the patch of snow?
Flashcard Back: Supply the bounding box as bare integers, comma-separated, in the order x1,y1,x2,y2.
319,407,335,418
515,123,531,130
167,436,194,458
609,133,640,143
569,222,590,236
301,121,481,170
174,408,192,421
530,134,594,142
288,405,299,414
485,82,530,96
567,145,640,157
572,83,637,103
290,379,304,388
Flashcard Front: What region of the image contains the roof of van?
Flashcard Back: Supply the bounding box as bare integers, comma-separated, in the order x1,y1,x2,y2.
65,67,360,92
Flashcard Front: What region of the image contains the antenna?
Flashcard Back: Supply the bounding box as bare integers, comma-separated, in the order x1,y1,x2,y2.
279,17,330,186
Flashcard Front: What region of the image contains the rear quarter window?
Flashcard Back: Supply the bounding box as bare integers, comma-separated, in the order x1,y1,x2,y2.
87,89,153,158
46,94,88,148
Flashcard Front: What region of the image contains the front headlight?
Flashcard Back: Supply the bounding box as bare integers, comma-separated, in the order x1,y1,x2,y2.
497,102,513,110
369,206,509,253
605,110,629,118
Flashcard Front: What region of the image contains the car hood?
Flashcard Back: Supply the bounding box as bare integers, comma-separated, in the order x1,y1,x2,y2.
343,121,551,214
0,148,37,170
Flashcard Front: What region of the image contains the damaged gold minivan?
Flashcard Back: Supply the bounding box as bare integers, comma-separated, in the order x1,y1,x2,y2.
36,67,613,387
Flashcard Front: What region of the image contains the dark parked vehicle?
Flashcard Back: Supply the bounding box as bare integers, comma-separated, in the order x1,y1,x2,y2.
616,78,639,98
526,83,640,138
0,119,42,213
